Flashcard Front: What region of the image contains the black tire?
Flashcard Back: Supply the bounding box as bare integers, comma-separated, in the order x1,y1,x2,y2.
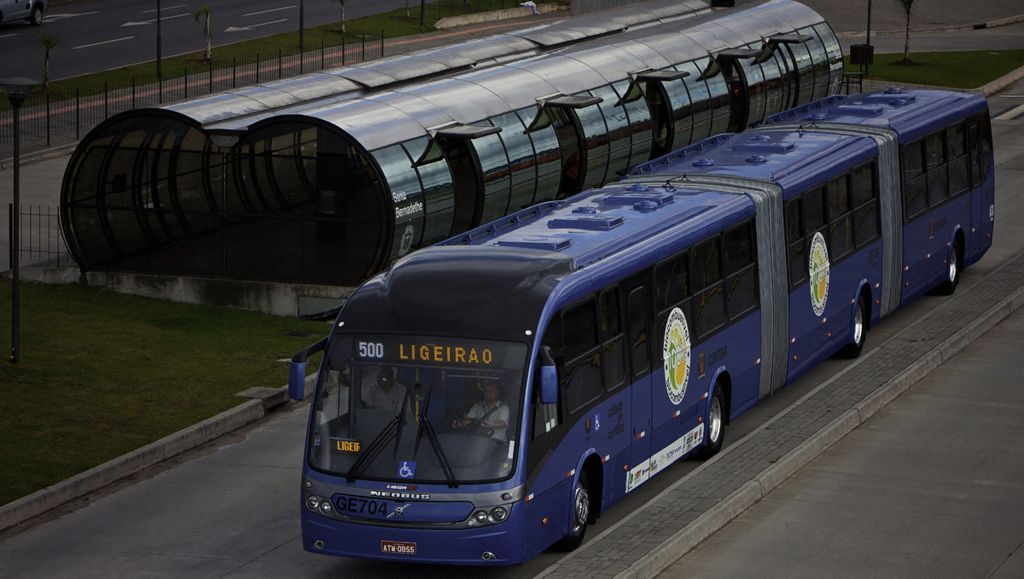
936,240,962,296
556,471,590,551
840,295,869,359
696,383,725,459
29,5,42,26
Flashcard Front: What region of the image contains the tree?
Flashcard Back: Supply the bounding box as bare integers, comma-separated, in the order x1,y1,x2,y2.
894,0,915,64
38,35,59,92
194,5,213,62
337,0,346,34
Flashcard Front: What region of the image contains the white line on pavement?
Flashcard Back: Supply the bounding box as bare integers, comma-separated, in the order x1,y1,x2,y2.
74,36,134,50
994,103,1024,121
142,4,186,13
42,11,99,22
249,18,289,29
243,6,294,17
0,33,18,40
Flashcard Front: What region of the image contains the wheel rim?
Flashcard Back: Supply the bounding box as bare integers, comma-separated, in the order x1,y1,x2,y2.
853,301,864,345
709,395,722,445
949,252,958,284
572,482,589,534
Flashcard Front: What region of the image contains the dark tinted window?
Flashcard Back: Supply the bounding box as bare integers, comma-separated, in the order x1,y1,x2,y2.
627,286,649,377
693,285,726,340
850,162,875,207
948,122,966,159
785,198,801,244
723,222,754,277
853,200,880,247
564,352,602,414
829,214,853,260
905,177,928,220
598,288,621,339
690,237,722,292
803,187,826,232
903,140,925,180
654,253,688,310
826,176,849,219
726,267,757,320
564,299,598,361
924,131,945,170
789,241,807,286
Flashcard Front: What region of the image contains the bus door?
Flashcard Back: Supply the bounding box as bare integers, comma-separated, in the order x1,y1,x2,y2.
618,70,691,160
715,48,760,133
415,124,501,236
527,95,602,198
624,283,653,492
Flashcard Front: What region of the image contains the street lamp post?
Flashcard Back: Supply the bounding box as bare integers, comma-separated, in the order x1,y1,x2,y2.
1,77,37,364
299,0,305,73
157,0,163,101
865,0,873,75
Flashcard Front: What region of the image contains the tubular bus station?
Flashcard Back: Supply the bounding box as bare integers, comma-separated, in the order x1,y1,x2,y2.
59,0,842,288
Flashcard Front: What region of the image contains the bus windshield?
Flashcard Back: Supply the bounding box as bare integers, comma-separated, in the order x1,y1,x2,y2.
308,334,528,484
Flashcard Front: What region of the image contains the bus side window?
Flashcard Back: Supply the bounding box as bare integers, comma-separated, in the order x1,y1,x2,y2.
902,140,928,220
599,287,626,392
724,220,758,320
786,198,808,287
826,175,853,261
627,286,650,378
851,161,881,248
691,236,727,340
924,130,949,208
562,298,603,414
947,122,969,197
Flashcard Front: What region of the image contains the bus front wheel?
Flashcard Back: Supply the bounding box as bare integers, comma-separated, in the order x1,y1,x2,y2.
840,295,869,359
556,471,590,551
936,239,962,296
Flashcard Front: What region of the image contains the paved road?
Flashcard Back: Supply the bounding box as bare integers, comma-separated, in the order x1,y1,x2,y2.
0,0,411,81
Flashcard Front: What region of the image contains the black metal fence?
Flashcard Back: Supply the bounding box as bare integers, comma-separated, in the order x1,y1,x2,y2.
0,33,388,159
8,204,71,269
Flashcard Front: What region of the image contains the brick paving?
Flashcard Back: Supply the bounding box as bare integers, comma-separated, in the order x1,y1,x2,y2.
542,251,1024,577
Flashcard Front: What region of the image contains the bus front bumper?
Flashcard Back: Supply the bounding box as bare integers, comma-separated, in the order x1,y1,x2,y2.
301,501,527,565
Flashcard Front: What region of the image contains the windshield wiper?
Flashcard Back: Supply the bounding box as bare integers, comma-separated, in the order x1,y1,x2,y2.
346,393,410,482
413,384,459,488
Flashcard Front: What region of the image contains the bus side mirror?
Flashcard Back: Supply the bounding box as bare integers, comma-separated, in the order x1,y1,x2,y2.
289,337,328,401
539,346,558,405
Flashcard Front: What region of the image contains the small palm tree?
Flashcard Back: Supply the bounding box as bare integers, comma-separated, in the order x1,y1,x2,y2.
894,0,915,64
38,35,59,92
194,5,213,62
336,0,347,34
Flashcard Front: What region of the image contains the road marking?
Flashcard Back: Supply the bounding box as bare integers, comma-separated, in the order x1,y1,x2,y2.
0,33,18,40
243,6,294,17
224,18,287,32
994,103,1024,121
122,12,192,27
997,94,1024,98
43,11,98,22
142,4,186,13
74,36,134,50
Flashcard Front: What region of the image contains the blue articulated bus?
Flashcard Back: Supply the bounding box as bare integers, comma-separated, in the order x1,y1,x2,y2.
289,88,994,565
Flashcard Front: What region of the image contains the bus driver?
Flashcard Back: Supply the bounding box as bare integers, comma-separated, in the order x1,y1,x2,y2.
452,382,509,440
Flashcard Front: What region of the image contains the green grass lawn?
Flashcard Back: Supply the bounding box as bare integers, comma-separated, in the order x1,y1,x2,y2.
845,50,1024,89
0,280,327,506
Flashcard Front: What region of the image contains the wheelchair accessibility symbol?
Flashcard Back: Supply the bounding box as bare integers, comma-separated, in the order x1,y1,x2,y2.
398,461,416,479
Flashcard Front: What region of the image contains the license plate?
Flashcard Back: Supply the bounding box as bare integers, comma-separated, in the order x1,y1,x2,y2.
381,540,417,555
336,495,391,519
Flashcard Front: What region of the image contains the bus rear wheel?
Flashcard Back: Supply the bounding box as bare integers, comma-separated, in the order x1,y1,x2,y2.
697,384,725,459
840,295,869,359
556,471,590,551
936,240,962,296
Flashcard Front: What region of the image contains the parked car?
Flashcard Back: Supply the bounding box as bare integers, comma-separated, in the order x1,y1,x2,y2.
0,0,47,26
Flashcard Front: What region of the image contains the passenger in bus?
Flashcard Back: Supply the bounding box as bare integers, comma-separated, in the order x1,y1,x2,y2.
452,382,509,441
360,366,407,411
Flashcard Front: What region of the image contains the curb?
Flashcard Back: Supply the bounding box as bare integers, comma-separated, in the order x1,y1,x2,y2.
615,281,1024,579
835,12,1024,38
1,395,272,533
435,4,566,29
0,142,78,172
857,60,1024,97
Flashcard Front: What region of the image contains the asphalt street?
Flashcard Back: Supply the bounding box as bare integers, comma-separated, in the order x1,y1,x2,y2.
0,0,411,81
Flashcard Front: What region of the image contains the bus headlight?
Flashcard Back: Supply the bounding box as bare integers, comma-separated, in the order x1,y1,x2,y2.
490,507,508,522
306,496,321,511
319,500,334,515
474,510,489,524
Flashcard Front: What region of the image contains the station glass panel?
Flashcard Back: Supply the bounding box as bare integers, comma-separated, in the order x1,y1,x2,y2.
594,83,633,182
760,50,785,118
737,43,767,127
613,79,654,169
813,22,844,95
403,136,455,247
663,75,694,153
785,40,814,106
577,95,611,191
473,132,512,224
517,107,562,204
372,145,426,261
801,26,831,101
679,61,713,143
491,112,538,213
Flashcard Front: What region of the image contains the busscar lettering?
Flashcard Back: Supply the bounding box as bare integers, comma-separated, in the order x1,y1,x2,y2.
398,343,494,366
